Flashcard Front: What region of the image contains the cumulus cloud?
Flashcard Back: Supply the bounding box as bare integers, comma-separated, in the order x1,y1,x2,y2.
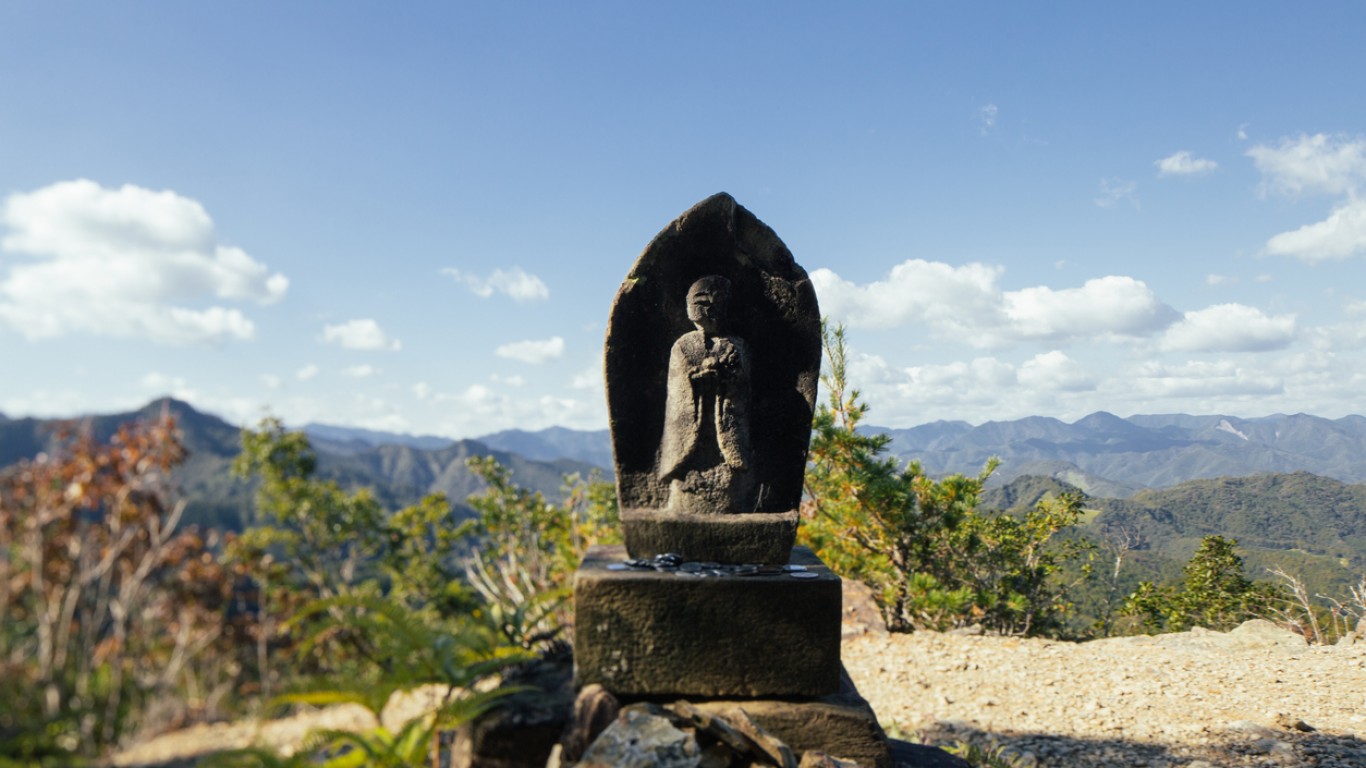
1247,133,1366,197
1017,351,1097,392
0,180,286,344
810,260,1005,333
321,319,401,351
342,364,380,378
813,261,1177,345
442,267,549,301
1160,303,1297,353
1003,276,1178,340
1264,197,1366,262
1131,359,1283,398
495,336,564,363
1155,150,1218,177
296,363,319,381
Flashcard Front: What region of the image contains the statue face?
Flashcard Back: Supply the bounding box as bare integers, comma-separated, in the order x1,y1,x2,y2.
686,277,730,334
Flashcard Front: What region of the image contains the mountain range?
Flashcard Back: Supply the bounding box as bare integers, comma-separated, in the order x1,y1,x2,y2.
5,399,1365,603
8,401,1366,548
304,409,1366,498
869,411,1366,497
0,399,602,532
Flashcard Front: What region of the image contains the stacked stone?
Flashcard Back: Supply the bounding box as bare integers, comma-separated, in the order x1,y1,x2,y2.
574,193,892,767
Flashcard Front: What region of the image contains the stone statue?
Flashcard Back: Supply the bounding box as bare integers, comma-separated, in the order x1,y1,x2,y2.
605,193,821,563
659,276,755,514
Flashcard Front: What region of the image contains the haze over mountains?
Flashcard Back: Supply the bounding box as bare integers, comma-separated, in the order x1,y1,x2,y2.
0,399,602,532
6,399,1365,599
7,399,1366,536
309,409,1366,499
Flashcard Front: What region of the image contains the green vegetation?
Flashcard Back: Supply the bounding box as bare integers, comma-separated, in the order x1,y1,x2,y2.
800,325,1095,636
0,412,618,766
1123,535,1276,632
212,421,617,767
0,415,240,763
5,331,1366,764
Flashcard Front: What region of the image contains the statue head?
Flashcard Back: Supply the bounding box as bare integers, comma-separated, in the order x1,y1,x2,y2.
685,275,732,335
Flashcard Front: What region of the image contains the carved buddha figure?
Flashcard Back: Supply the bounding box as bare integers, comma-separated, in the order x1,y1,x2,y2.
659,275,756,513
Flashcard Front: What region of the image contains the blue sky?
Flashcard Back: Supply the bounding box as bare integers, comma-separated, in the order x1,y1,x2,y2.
5,3,1366,436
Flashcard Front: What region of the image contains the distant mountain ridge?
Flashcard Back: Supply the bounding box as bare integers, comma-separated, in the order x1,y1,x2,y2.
873,411,1366,497
0,399,602,533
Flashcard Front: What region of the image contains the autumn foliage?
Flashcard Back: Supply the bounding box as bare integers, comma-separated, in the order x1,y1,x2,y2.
0,410,246,760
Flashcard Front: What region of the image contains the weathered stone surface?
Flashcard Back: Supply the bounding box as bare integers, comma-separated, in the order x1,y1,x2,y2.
449,653,573,768
576,704,702,768
606,193,821,563
560,683,620,764
689,668,892,768
574,544,841,697
620,507,797,564
799,751,862,768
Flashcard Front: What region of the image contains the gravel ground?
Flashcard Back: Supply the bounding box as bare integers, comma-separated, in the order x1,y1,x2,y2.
842,621,1366,768
113,611,1366,768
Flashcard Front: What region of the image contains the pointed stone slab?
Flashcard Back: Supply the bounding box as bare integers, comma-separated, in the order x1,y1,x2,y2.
605,193,821,563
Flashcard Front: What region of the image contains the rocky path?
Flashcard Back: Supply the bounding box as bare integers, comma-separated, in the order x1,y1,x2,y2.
842,621,1366,767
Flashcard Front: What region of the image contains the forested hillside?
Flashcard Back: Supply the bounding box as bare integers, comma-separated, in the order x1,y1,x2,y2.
0,399,602,532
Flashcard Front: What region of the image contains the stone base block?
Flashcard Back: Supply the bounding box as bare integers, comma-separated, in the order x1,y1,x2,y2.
684,667,892,768
574,544,840,697
621,508,798,564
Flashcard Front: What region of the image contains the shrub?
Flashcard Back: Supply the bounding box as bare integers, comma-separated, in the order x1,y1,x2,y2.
800,324,1094,636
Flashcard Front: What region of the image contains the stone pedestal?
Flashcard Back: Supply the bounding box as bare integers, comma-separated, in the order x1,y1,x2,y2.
574,544,840,697
620,508,799,565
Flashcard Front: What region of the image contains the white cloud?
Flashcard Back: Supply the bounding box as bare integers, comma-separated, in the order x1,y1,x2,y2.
412,381,432,400
1095,178,1138,209
139,371,198,401
423,383,604,435
1264,197,1366,262
321,318,401,351
491,373,526,387
260,374,281,390
1247,133,1366,197
1017,351,1096,392
442,267,549,301
810,260,1005,333
1003,276,1177,341
495,336,564,363
1160,303,1297,353
296,363,319,381
814,261,1176,346
0,180,286,344
1206,274,1232,285
342,364,380,378
1131,359,1283,398
1155,150,1217,177
978,103,998,135
572,364,603,391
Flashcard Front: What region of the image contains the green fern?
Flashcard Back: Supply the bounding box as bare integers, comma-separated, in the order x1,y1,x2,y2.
203,592,529,768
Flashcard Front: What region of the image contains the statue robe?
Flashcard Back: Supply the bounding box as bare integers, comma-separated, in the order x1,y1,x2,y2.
659,330,753,483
